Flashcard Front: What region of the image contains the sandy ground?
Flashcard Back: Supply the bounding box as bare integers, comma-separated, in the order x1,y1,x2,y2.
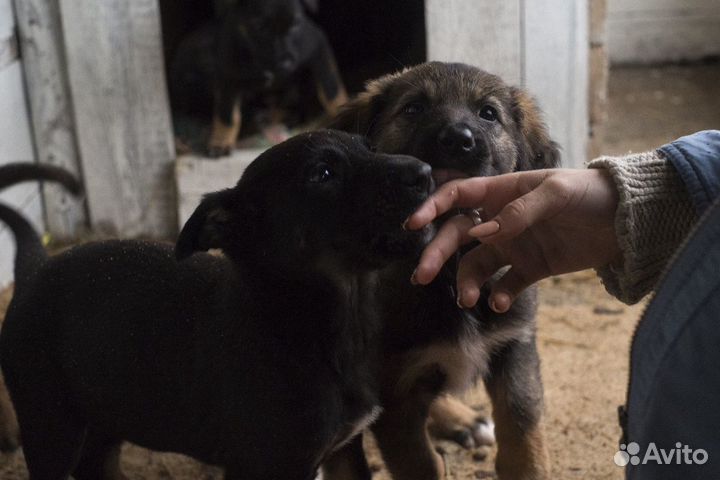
0,64,718,479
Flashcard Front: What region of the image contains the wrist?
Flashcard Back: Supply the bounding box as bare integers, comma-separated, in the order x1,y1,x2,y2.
587,150,696,303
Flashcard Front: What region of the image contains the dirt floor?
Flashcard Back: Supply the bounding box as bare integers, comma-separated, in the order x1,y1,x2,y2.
0,64,719,479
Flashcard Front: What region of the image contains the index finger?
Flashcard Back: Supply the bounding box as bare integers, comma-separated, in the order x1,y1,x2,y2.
406,171,546,230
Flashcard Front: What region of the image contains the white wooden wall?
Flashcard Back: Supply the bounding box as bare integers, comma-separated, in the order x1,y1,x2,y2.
608,0,720,64
0,0,43,288
426,0,589,168
15,0,87,240
59,0,177,238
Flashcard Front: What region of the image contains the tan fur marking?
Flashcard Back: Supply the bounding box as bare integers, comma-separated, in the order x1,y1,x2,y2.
208,103,241,153
319,86,349,117
489,383,549,480
317,55,350,116
427,394,494,446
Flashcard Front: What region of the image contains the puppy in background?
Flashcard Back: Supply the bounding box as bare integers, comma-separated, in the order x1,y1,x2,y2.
328,62,559,480
170,0,348,157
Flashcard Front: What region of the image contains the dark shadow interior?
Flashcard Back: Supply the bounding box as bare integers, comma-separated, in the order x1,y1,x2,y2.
158,0,426,151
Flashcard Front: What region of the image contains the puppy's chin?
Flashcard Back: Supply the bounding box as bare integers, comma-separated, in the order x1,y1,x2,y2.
367,225,435,265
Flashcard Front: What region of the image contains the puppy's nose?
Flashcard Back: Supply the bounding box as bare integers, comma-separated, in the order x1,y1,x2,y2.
393,160,432,193
438,124,475,153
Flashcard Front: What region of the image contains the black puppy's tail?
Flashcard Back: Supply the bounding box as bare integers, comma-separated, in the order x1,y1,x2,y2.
0,163,83,287
0,163,83,195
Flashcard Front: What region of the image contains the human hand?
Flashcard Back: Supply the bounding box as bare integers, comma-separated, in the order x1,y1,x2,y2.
405,169,622,313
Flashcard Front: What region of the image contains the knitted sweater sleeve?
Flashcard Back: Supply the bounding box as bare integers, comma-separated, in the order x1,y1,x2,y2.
587,150,697,304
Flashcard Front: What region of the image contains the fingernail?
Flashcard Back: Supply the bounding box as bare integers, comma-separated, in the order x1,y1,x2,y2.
490,293,510,313
456,290,464,308
402,217,410,231
410,268,418,285
470,220,500,237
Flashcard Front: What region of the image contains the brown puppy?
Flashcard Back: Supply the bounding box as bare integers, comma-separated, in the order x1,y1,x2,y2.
170,0,348,157
326,62,559,480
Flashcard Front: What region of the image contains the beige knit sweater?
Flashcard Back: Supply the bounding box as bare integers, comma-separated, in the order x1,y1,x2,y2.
587,150,697,304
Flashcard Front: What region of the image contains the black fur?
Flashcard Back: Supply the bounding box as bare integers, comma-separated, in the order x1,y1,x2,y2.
0,131,433,479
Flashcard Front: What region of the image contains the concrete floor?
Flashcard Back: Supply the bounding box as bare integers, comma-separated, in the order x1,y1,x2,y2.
601,63,720,156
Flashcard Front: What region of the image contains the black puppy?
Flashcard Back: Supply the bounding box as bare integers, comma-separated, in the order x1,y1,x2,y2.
0,131,432,479
0,163,84,453
171,0,348,157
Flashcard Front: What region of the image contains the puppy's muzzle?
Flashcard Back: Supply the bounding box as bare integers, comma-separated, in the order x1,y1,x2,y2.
386,156,434,195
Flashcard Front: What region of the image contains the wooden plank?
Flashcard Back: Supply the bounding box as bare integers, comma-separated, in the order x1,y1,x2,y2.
524,0,589,168
608,0,717,14
0,0,14,40
0,17,44,286
59,0,176,238
175,149,262,229
0,32,17,71
0,62,35,162
0,0,17,71
607,0,720,64
425,0,522,85
14,0,87,240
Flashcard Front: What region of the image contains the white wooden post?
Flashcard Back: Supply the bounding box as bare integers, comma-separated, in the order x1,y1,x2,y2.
426,0,522,85
59,0,177,238
524,0,589,168
0,0,44,287
14,0,87,240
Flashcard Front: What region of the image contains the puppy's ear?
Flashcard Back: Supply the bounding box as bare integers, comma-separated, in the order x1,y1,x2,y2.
326,94,382,135
510,87,561,170
325,72,399,135
176,189,238,260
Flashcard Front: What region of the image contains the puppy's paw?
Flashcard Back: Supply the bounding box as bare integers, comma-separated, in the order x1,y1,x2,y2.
428,395,495,449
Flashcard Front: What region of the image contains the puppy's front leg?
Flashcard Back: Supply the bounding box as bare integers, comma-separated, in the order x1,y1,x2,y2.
372,366,446,480
208,84,241,158
484,338,549,480
309,38,348,117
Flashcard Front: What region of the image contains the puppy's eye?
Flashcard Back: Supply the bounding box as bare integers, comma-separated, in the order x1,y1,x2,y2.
478,105,498,122
307,163,334,183
403,102,426,115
